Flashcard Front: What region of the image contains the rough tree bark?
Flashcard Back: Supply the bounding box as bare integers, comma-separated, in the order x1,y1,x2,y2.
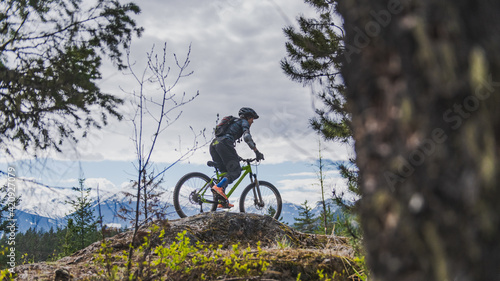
337,0,500,280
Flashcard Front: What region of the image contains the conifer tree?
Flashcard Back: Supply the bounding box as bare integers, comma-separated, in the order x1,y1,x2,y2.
282,0,361,237
267,205,286,224
64,179,98,252
314,138,331,235
293,200,318,233
0,0,143,155
316,201,336,235
62,219,77,256
12,226,71,263
281,0,349,143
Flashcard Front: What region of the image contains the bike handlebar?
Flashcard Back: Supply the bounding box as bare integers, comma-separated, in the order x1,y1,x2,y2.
239,157,258,163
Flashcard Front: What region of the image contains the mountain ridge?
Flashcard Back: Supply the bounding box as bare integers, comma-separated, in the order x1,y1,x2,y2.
9,176,342,233
14,199,340,233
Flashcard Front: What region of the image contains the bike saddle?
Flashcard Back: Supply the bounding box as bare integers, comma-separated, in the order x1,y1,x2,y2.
207,161,217,167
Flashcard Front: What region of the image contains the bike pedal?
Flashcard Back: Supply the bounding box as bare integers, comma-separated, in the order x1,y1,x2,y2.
218,200,234,209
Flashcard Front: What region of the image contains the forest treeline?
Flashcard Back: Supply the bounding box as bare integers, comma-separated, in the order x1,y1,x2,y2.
0,179,123,267
0,226,116,264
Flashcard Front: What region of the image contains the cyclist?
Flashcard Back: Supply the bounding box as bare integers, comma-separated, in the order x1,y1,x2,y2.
210,107,264,208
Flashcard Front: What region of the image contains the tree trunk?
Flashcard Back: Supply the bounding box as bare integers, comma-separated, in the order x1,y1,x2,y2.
337,0,500,280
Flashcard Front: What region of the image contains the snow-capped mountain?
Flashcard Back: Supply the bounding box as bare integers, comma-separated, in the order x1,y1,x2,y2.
2,176,132,232
4,176,342,233
7,176,129,219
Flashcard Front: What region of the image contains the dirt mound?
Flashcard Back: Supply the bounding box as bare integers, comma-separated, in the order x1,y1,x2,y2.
14,212,358,280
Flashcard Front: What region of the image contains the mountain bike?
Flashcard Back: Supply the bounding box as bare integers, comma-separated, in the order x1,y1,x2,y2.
173,158,282,220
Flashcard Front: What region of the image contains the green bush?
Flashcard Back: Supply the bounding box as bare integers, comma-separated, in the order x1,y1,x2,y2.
93,229,270,280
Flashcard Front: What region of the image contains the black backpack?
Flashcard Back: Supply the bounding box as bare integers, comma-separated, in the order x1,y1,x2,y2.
214,115,238,137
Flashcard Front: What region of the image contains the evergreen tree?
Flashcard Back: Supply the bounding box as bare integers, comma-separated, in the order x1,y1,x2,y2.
64,179,99,253
62,218,77,256
282,0,362,240
42,227,61,260
267,205,286,224
13,226,69,263
314,138,332,235
293,200,318,233
316,200,336,235
0,0,143,155
17,227,42,262
281,0,349,143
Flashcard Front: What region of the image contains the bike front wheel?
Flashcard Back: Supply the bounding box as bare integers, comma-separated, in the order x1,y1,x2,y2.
239,181,282,220
173,172,218,218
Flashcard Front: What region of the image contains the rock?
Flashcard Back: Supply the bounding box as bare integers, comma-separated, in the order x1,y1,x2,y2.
54,268,71,281
155,212,348,249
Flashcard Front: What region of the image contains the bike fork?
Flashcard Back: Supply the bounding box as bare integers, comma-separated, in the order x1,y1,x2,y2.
250,174,264,207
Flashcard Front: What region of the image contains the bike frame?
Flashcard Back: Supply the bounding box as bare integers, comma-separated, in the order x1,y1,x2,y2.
198,160,259,204
217,163,255,198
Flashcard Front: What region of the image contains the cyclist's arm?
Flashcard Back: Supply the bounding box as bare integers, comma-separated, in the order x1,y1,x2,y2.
242,122,264,160
243,129,257,151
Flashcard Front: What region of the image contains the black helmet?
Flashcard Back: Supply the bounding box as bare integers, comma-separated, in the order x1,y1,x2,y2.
239,107,259,119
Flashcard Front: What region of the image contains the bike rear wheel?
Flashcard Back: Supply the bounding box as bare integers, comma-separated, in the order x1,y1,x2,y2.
173,172,217,218
239,181,282,220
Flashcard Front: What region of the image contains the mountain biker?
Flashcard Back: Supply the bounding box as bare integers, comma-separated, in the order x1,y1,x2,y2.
210,107,264,208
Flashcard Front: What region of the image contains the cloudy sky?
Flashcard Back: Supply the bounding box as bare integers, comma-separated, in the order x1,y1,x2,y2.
1,0,354,213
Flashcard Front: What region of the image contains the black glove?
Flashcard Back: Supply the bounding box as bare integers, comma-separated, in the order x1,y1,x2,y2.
255,150,264,161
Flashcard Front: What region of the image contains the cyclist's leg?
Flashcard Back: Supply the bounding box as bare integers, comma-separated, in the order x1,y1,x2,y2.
213,139,240,208
210,140,227,173
215,139,241,184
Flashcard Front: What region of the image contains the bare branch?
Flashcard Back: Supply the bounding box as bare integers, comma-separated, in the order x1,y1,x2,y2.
119,43,207,251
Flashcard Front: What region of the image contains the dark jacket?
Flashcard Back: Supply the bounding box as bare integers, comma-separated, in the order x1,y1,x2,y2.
220,118,256,150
